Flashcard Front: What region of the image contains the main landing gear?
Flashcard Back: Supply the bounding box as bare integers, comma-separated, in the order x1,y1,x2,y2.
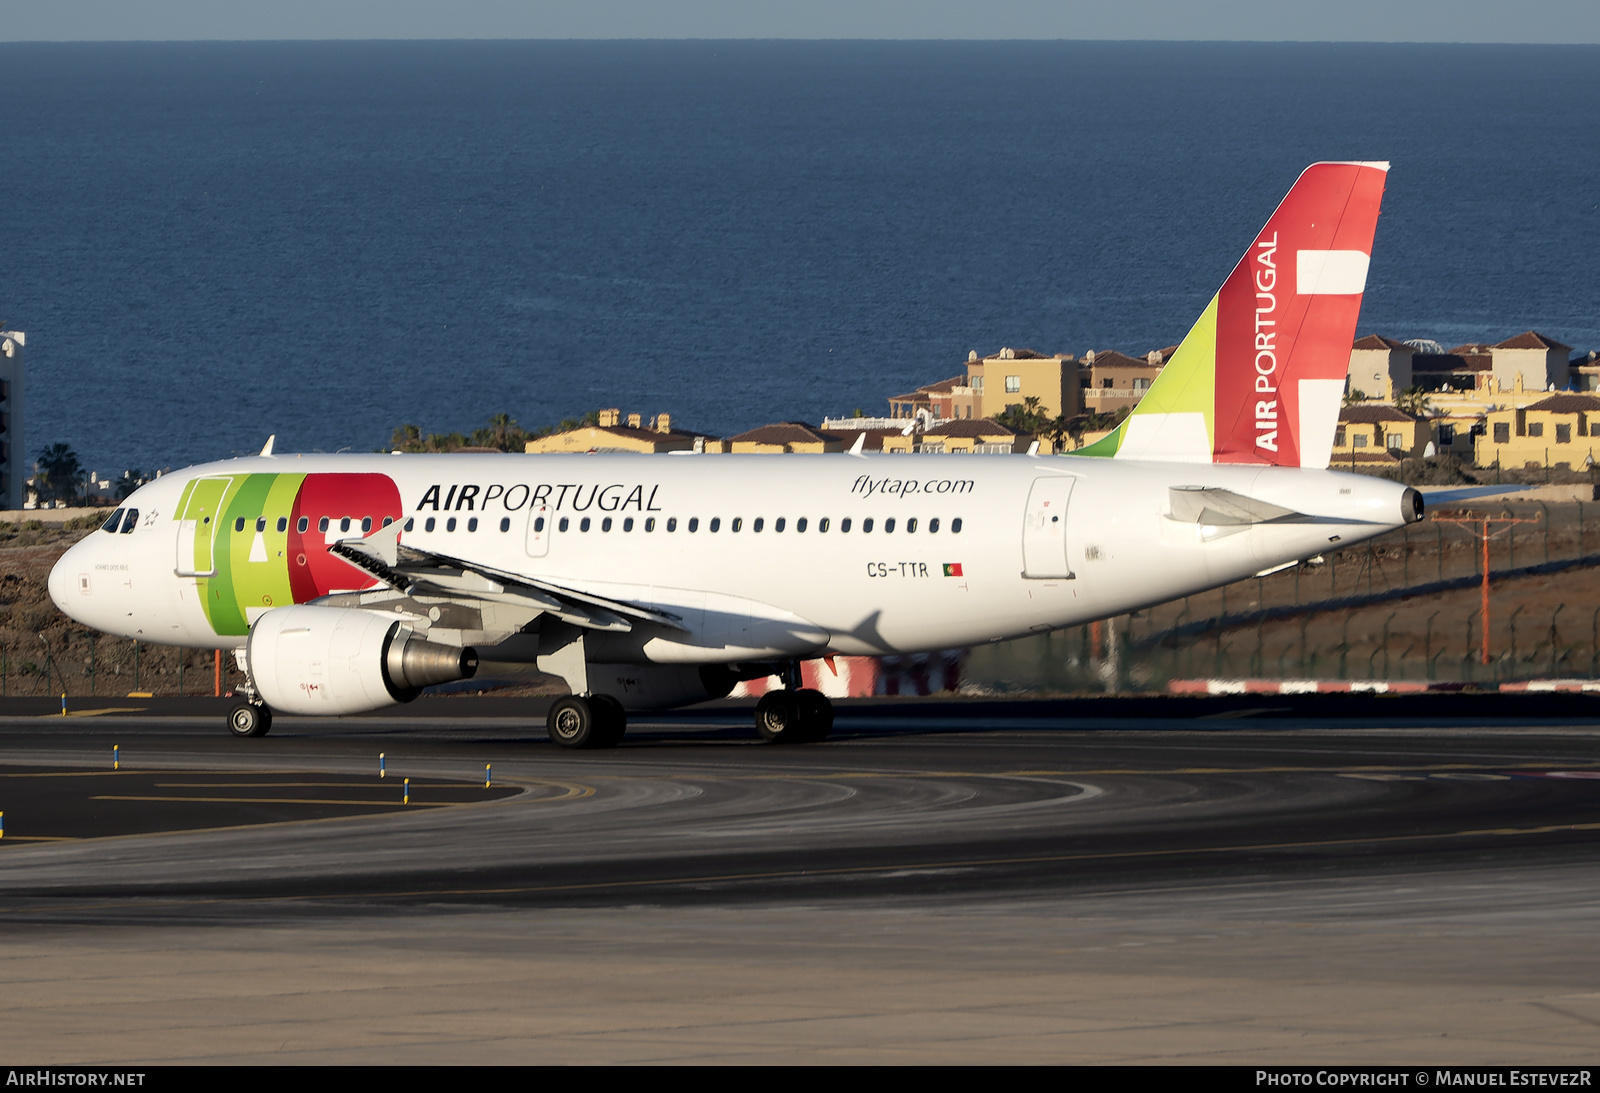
227,701,272,738
754,688,833,743
546,694,627,750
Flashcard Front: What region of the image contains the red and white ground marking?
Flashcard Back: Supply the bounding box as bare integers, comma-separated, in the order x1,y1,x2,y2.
1498,680,1600,693
1168,679,1441,695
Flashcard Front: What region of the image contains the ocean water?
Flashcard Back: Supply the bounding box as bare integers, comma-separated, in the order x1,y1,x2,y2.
1,40,1597,476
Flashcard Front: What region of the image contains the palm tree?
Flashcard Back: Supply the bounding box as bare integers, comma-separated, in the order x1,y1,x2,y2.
35,443,82,504
1394,386,1435,418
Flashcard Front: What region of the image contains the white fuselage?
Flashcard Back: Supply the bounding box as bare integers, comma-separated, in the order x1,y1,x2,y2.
50,451,1414,664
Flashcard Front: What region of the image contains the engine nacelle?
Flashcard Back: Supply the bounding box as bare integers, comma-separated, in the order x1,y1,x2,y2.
246,605,478,716
587,662,739,711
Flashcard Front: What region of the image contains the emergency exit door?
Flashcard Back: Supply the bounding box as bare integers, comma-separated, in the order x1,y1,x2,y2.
1021,476,1076,579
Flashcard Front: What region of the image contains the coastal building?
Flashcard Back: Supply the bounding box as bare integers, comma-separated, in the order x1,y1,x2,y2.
1080,349,1165,419
1473,393,1600,470
727,422,843,454
819,425,904,452
1347,334,1413,400
880,418,1021,454
523,409,720,454
1331,405,1428,468
0,330,21,510
901,348,1081,424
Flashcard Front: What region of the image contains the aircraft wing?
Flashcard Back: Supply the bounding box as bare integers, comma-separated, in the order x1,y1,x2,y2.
326,531,687,634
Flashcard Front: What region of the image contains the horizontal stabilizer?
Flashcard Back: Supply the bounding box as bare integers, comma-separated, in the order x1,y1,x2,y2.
1167,485,1301,526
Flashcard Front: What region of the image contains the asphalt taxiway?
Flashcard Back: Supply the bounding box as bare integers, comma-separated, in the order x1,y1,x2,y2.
3,695,1600,1063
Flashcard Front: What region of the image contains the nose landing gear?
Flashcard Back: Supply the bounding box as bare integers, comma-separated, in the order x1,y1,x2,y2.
227,701,272,738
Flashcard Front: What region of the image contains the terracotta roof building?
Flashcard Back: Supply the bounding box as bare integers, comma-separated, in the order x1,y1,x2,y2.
727,422,843,454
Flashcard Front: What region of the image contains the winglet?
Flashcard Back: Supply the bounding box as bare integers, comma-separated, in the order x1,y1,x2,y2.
848,432,866,456
260,434,276,457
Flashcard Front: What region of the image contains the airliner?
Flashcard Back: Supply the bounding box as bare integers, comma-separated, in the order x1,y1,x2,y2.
49,161,1419,747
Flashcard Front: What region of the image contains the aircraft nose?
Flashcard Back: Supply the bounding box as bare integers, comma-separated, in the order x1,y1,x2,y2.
48,538,88,620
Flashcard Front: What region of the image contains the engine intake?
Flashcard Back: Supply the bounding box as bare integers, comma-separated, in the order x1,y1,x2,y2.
246,605,477,716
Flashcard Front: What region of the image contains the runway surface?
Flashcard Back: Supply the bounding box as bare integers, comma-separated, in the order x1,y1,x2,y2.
3,696,1600,1063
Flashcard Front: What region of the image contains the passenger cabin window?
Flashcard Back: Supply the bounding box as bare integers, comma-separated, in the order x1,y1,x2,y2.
929,518,940,533
500,517,511,532
339,517,352,533
645,518,656,532
256,517,267,533
602,517,612,532
298,517,310,533
426,517,438,532
885,518,896,533
863,518,874,533
952,518,963,533
709,518,720,532
318,517,330,533
667,518,677,532
101,508,124,534
796,517,807,532
623,517,634,532
841,518,852,532
467,517,478,532
819,518,830,532
906,518,917,533
234,517,246,532
732,518,743,532
447,517,458,532
580,517,590,532
754,517,764,532
404,517,415,532
775,517,786,532
688,518,699,532
277,517,288,533
361,517,372,533
558,517,569,532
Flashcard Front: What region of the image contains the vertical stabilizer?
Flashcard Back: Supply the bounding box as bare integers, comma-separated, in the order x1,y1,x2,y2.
1078,161,1388,467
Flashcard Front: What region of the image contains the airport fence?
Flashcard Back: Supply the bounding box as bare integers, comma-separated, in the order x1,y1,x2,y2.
964,500,1600,693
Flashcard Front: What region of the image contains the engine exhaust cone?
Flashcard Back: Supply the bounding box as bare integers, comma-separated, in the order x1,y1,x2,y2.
387,632,479,692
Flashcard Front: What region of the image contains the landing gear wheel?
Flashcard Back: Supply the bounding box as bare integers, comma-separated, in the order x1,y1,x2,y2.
547,695,626,750
589,693,628,749
794,689,833,743
227,702,271,738
755,690,803,744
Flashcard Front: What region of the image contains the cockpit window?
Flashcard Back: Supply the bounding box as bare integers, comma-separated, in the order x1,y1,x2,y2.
121,508,138,533
101,508,125,533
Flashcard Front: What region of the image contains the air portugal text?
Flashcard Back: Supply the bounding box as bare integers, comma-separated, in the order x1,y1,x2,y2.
415,483,664,514
1254,231,1280,454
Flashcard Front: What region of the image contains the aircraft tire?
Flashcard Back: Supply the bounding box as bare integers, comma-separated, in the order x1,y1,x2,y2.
794,689,833,743
547,696,623,750
227,702,271,738
755,690,803,744
589,694,628,749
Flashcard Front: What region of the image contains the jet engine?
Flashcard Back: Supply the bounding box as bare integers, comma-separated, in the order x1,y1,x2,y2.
246,605,477,716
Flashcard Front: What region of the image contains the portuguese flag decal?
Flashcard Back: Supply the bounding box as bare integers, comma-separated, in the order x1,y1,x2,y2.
943,563,963,577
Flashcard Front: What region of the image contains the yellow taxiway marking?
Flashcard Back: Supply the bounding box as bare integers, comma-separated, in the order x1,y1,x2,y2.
61,707,148,718
92,794,456,807
153,781,500,789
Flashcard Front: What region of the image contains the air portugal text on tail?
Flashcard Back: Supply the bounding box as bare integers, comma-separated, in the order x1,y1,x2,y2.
1080,161,1388,468
47,161,1422,751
